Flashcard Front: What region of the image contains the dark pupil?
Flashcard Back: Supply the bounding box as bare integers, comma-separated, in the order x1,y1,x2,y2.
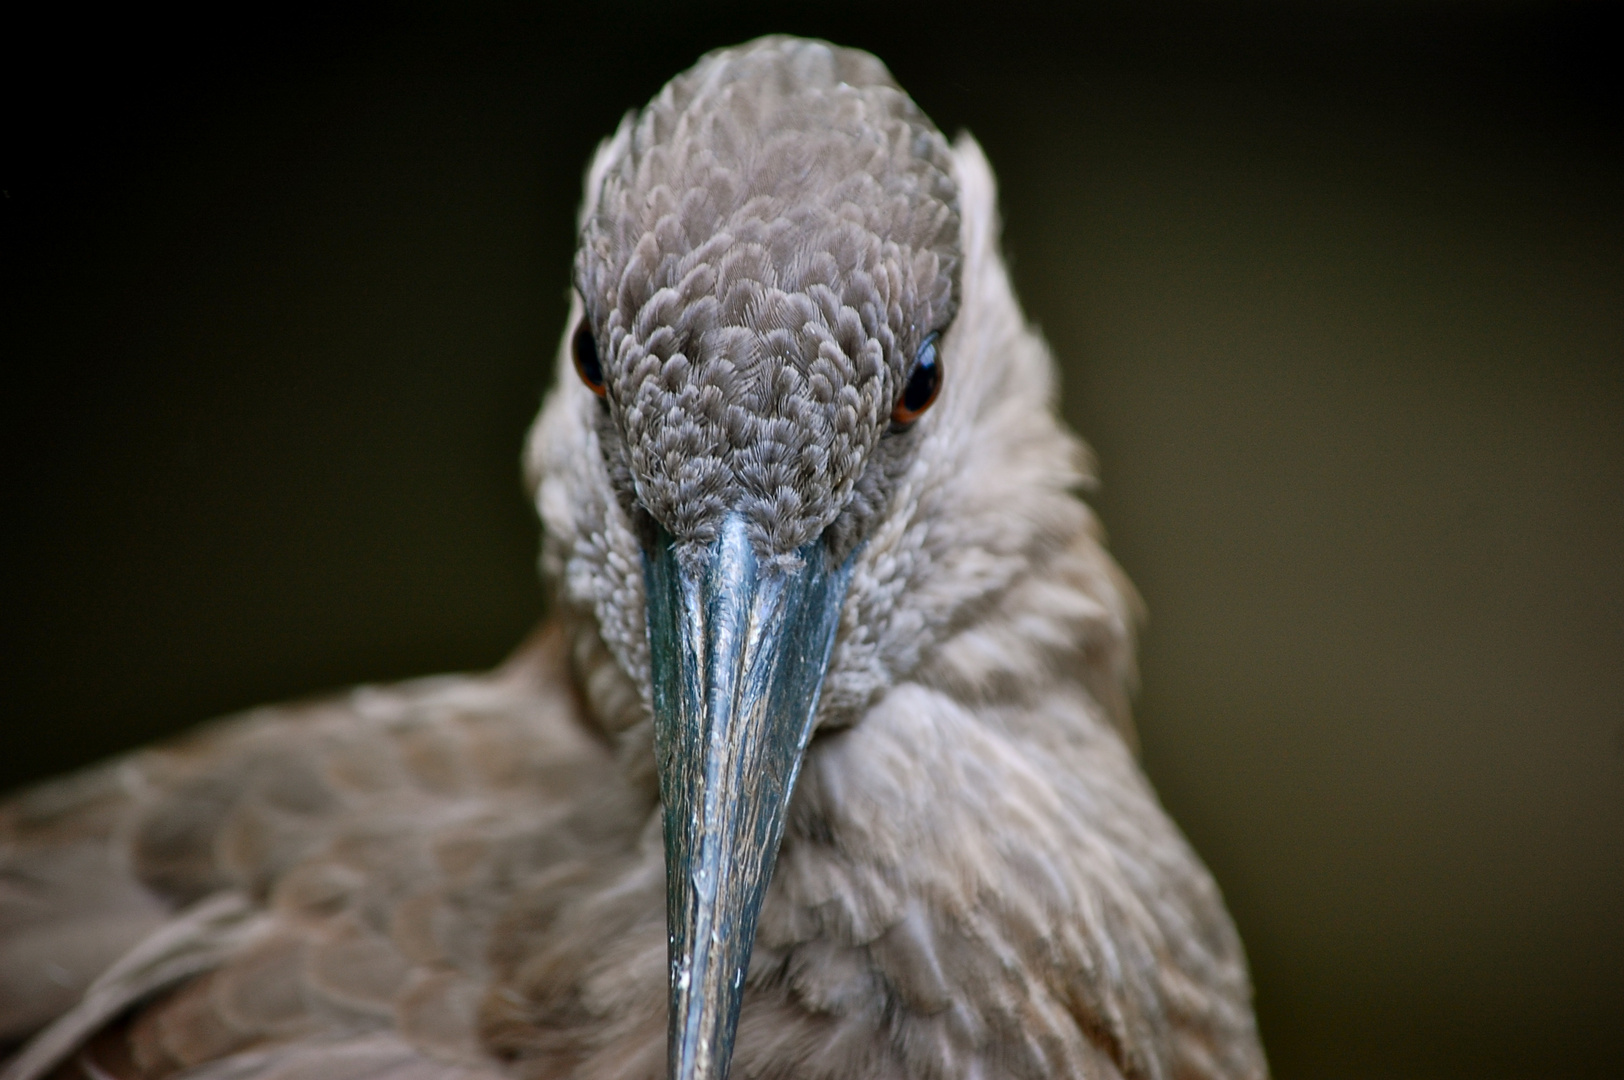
573,321,604,387
902,337,940,412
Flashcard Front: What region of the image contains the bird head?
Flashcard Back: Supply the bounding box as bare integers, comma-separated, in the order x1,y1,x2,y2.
525,35,1094,1080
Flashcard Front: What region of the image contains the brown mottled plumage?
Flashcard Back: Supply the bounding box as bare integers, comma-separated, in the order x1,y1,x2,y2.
1,36,1267,1080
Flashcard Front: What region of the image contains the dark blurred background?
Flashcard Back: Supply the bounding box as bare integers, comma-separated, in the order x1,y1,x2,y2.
3,2,1620,1076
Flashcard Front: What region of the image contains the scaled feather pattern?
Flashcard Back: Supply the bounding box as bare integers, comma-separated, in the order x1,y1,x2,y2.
1,36,1266,1080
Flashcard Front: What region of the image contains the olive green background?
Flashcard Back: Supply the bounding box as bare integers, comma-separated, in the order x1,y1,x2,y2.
4,3,1620,1076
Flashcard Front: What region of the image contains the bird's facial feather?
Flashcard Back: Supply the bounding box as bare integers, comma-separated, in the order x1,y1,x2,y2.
528,40,1092,740
572,37,961,566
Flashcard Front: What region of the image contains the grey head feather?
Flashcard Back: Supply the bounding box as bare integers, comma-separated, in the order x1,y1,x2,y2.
528,38,1106,738
575,36,960,564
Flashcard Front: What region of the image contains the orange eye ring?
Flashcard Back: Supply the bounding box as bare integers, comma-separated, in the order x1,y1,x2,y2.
572,319,607,397
891,331,942,427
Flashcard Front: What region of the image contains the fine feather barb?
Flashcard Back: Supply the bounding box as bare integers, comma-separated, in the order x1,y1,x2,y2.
1,893,272,1080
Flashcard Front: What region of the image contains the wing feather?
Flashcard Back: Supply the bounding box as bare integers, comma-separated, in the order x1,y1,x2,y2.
1,893,271,1080
161,1033,511,1080
1,628,612,1080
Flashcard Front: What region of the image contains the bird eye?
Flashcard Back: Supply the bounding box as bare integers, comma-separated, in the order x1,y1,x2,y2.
891,332,942,427
572,319,607,397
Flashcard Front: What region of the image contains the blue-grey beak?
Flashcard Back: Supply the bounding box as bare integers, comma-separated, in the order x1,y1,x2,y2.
643,513,854,1080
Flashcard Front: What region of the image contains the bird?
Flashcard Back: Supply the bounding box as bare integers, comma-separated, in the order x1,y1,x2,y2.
0,35,1268,1080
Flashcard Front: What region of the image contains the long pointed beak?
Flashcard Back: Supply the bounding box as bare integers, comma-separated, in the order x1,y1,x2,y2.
643,513,854,1080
